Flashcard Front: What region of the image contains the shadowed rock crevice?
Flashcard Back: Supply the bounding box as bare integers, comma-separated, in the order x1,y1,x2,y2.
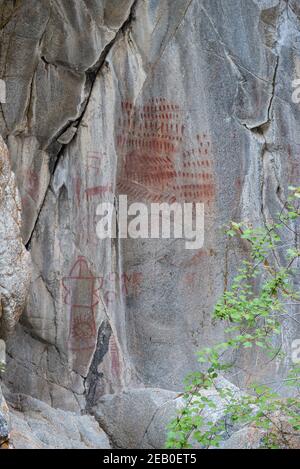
84,320,112,410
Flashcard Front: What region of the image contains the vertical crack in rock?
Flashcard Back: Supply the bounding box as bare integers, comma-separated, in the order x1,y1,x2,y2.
26,0,139,249
138,395,180,448
267,55,279,124
149,0,194,71
25,5,52,130
133,0,195,104
260,0,288,224
232,1,286,225
84,320,112,411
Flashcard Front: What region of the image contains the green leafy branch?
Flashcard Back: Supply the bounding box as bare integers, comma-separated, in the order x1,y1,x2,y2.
166,188,300,449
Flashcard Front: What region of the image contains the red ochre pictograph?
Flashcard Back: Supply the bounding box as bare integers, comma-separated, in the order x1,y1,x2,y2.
121,272,143,297
85,183,113,201
116,98,215,205
84,151,113,202
63,264,144,349
108,334,121,379
100,271,143,307
183,272,197,290
26,169,40,202
21,169,40,205
62,256,101,351
86,151,103,176
21,169,40,212
73,151,112,207
73,174,82,207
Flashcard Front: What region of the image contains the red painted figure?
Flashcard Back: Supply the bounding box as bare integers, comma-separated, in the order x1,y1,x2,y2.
62,256,102,351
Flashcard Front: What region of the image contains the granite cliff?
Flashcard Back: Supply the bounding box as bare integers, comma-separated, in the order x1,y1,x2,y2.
0,0,300,449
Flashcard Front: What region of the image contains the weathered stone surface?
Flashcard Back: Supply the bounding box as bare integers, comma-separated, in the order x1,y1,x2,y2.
219,415,300,449
0,384,9,447
0,0,136,243
0,0,300,449
92,378,242,449
0,135,31,447
0,135,30,447
92,388,181,449
218,426,267,450
7,393,110,449
0,136,31,340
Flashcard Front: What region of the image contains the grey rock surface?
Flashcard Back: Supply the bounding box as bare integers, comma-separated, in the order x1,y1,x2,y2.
92,379,243,449
7,393,110,449
0,136,31,340
0,0,300,449
219,415,300,449
92,387,182,449
0,135,31,447
218,427,266,450
0,384,9,446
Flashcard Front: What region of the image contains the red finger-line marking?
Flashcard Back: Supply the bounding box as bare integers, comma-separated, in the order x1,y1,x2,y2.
116,98,215,204
85,185,113,198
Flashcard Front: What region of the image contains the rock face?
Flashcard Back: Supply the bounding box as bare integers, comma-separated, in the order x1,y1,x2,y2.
0,136,31,341
0,385,9,447
0,0,300,448
0,135,31,447
92,388,183,449
91,379,242,449
7,392,110,449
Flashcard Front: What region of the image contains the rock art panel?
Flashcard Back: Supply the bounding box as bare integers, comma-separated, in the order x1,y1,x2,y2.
117,98,215,207
1,1,300,433
63,256,100,353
